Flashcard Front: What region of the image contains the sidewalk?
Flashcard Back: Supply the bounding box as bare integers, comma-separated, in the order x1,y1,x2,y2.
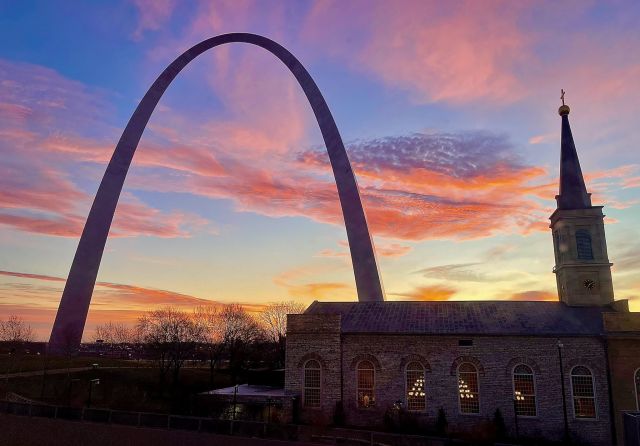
1,367,92,379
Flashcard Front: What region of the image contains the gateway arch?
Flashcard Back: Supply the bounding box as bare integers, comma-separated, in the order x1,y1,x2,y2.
49,33,385,351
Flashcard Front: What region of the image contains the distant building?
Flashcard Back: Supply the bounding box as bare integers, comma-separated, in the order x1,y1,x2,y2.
285,102,640,445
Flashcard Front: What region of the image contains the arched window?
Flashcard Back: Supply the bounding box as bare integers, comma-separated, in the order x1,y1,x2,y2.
458,362,480,414
513,364,537,417
575,229,594,260
303,360,321,408
635,368,640,411
357,360,375,408
571,366,596,418
406,362,426,411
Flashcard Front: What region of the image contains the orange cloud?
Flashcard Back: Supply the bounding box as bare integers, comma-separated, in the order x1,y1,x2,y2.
508,290,556,301
390,285,458,301
273,264,354,301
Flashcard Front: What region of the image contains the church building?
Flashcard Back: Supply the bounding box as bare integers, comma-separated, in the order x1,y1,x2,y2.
285,100,640,445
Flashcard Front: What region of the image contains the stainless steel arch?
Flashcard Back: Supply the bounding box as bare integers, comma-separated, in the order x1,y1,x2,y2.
49,33,385,351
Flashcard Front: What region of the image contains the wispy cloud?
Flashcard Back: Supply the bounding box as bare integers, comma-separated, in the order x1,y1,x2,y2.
0,269,266,340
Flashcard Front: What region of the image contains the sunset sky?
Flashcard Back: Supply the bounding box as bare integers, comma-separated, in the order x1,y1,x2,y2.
1,0,639,340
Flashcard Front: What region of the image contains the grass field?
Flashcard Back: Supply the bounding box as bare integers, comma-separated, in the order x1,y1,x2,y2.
1,362,232,415
0,354,132,374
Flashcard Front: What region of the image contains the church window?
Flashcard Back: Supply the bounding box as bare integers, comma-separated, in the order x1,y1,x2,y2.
575,229,594,260
635,368,640,411
357,360,375,408
571,366,596,418
303,360,321,408
406,362,426,411
513,364,537,417
458,362,480,414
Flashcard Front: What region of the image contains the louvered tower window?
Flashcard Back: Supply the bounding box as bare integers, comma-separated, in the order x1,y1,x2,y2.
575,229,594,260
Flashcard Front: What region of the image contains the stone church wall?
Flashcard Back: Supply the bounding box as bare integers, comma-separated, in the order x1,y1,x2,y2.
285,319,613,446
285,314,342,425
339,334,611,445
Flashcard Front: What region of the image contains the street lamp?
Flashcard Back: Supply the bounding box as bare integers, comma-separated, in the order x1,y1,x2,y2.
557,340,570,443
68,378,80,406
266,397,273,424
88,378,100,407
513,390,526,439
233,384,239,419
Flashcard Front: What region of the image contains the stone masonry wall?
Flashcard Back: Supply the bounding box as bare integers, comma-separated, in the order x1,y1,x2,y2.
340,334,612,445
286,317,613,446
285,314,342,425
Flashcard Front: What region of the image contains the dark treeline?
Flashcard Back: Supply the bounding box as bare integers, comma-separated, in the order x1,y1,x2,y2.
90,301,305,387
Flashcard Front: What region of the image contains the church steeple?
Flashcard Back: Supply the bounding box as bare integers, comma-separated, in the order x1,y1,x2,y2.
549,91,614,306
556,95,592,210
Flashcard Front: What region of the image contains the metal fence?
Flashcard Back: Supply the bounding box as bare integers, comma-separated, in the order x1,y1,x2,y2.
0,399,452,446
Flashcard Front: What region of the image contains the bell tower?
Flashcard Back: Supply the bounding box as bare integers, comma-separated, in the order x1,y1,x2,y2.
549,93,614,306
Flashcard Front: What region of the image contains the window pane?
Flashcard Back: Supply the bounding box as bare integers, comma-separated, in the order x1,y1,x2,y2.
357,361,375,408
303,361,321,408
458,363,479,414
571,368,596,418
513,366,536,417
406,363,426,411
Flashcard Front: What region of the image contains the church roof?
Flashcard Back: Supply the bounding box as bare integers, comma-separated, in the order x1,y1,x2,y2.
305,301,610,336
556,104,592,210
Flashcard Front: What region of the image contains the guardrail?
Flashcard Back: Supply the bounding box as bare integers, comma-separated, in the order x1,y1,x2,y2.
0,400,452,446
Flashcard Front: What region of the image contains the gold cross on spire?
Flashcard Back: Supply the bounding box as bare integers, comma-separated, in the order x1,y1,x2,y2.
561,89,565,106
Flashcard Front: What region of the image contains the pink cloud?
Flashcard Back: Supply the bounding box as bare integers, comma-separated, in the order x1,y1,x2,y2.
623,177,640,189
0,59,213,239
2,37,635,244
301,1,529,104
131,0,176,40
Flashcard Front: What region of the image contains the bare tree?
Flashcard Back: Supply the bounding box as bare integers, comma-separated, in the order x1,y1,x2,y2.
137,307,203,386
259,301,306,344
219,304,265,382
0,315,35,343
93,322,134,345
258,301,305,366
193,305,225,385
